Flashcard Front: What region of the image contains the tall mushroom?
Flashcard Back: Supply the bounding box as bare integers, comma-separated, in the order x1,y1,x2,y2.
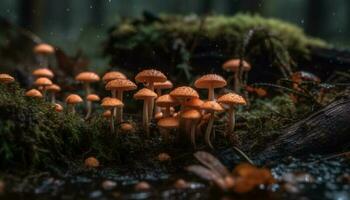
157,117,179,143
133,88,157,137
75,72,100,116
155,94,178,118
169,86,199,111
65,94,83,114
217,93,246,139
102,71,127,83
46,84,61,103
135,69,167,120
200,101,224,149
101,97,123,134
33,43,55,68
222,59,251,93
85,94,100,119
32,68,54,79
34,77,52,98
105,79,137,122
154,80,173,113
25,89,43,99
194,74,227,101
181,109,201,148
0,74,15,84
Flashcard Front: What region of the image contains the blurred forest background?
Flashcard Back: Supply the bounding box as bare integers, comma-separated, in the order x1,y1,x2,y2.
0,0,349,68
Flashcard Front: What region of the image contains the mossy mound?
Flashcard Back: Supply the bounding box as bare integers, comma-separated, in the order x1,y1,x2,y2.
105,14,327,83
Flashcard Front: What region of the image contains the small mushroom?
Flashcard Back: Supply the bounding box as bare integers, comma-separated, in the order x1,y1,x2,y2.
217,93,246,139
54,103,63,112
183,98,204,110
65,94,83,114
134,181,151,191
84,156,99,168
32,68,54,79
85,94,100,119
105,79,137,122
174,179,189,189
75,72,100,114
25,89,43,98
102,71,127,83
181,109,201,148
200,101,224,149
135,69,167,120
157,152,171,162
155,94,178,118
120,122,134,133
0,73,15,84
194,74,227,100
33,43,55,68
133,88,157,137
46,84,61,103
222,59,251,92
154,80,173,113
103,110,112,119
34,77,52,97
157,117,179,143
101,97,124,134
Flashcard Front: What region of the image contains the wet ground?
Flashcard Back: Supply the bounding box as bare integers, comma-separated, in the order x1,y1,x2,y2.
1,154,349,200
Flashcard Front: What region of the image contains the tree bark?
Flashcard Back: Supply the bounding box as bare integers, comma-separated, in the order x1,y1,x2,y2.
257,98,350,161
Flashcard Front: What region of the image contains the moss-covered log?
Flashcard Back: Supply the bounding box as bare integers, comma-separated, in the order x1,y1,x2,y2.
257,98,350,162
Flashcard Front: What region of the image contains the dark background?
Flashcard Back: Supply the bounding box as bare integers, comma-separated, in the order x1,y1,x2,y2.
1,0,349,68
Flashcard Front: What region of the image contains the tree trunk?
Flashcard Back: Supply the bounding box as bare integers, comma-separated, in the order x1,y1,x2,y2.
257,98,350,161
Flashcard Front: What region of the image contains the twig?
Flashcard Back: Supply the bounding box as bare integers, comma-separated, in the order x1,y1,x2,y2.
233,146,254,165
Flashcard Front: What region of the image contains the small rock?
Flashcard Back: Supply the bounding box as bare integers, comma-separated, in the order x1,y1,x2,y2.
102,180,117,190
84,157,100,168
135,181,151,191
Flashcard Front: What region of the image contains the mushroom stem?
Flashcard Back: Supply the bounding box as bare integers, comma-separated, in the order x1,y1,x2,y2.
85,101,92,119
155,88,161,113
160,128,170,143
50,93,56,103
111,89,117,117
164,106,171,117
190,123,197,149
84,82,92,116
110,112,115,134
116,91,123,123
234,72,240,93
70,105,76,114
208,86,215,100
228,106,236,136
147,82,155,120
143,100,150,137
205,112,215,149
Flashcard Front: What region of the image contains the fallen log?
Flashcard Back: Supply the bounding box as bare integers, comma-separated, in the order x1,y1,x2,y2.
257,97,350,162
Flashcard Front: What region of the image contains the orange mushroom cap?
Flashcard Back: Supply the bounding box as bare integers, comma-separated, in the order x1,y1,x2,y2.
87,94,100,102
156,94,178,107
75,72,100,83
103,110,112,118
181,109,201,120
25,89,43,98
200,101,224,112
194,74,227,89
0,73,15,83
105,79,137,91
34,77,52,87
54,103,63,112
222,59,251,72
183,98,204,109
32,68,54,79
101,97,123,109
46,84,61,93
65,94,83,104
33,43,55,55
154,80,173,90
133,88,157,100
102,71,127,83
135,69,167,83
157,117,180,129
169,86,199,100
217,92,247,106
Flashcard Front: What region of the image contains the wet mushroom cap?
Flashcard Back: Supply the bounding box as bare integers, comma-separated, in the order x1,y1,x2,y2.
25,89,43,98
133,88,157,100
157,117,180,129
181,109,201,120
194,74,227,89
222,59,251,72
217,92,247,105
105,79,137,91
46,84,61,93
33,43,55,55
169,86,199,99
34,77,52,87
200,101,224,112
32,68,54,79
183,98,204,109
65,94,83,104
0,73,15,83
87,94,100,102
54,103,63,112
101,97,124,109
102,71,127,83
155,94,178,107
135,69,167,83
154,80,173,90
75,72,100,83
